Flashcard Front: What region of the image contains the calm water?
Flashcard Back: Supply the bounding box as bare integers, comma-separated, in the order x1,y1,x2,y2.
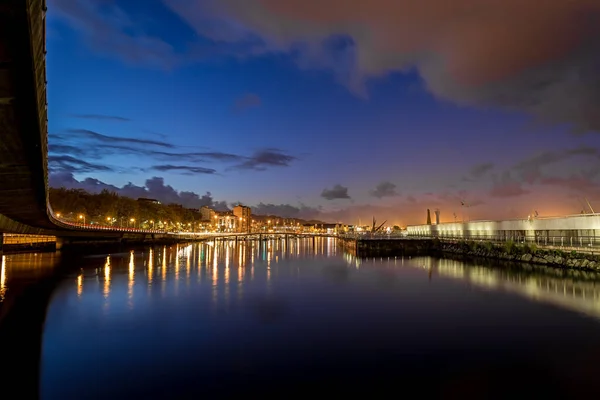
3,238,600,398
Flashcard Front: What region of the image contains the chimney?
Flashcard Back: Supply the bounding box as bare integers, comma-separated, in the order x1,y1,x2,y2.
426,209,431,225
435,210,440,225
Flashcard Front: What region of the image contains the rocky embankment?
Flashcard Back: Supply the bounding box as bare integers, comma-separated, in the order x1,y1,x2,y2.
438,240,599,271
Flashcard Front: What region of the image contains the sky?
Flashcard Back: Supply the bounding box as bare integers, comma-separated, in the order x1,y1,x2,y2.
46,0,600,225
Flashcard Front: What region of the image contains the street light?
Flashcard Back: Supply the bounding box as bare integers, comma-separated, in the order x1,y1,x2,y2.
56,212,61,218
106,216,112,225
130,218,135,228
78,214,85,225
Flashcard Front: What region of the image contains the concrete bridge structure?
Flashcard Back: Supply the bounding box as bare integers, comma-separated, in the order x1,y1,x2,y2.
0,1,323,250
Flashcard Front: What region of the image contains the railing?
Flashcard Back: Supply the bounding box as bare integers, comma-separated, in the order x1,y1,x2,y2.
338,232,408,240
43,214,331,238
3,233,55,245
408,234,600,253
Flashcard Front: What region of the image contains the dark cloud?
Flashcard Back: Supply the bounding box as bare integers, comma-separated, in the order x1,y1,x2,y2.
231,149,297,171
321,184,351,200
66,129,174,148
93,145,243,163
251,203,322,219
49,0,181,69
470,163,494,178
490,172,530,198
513,146,599,183
234,93,262,112
370,181,399,198
48,155,113,174
150,165,217,175
49,173,229,210
540,175,600,195
172,0,600,133
48,144,93,158
50,131,295,175
70,114,131,122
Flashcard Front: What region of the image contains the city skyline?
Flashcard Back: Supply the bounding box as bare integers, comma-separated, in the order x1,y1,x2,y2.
46,0,600,225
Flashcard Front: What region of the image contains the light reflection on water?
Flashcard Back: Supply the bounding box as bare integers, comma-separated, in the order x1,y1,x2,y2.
0,252,60,304
33,238,600,398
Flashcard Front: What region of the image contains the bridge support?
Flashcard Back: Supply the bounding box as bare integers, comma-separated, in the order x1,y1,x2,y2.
55,237,66,251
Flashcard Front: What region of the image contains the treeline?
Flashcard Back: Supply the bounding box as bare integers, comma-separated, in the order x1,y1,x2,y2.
49,188,203,229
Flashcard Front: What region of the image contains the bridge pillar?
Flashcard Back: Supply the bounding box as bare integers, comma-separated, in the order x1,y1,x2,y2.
55,237,68,251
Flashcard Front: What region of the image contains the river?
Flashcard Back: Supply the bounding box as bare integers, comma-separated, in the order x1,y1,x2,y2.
2,237,600,398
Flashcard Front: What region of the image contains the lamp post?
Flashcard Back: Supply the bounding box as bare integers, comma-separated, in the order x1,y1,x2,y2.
130,218,135,229
78,214,85,225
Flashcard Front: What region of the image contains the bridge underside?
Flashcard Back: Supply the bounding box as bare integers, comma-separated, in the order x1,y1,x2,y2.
0,0,55,234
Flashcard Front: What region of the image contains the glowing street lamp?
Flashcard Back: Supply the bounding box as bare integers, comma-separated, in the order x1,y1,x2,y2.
56,212,61,218
78,214,85,225
130,218,135,228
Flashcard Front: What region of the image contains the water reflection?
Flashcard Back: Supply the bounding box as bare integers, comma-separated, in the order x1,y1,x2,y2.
1,255,6,302
147,248,153,285
0,252,60,304
103,256,110,298
38,238,600,398
427,257,600,320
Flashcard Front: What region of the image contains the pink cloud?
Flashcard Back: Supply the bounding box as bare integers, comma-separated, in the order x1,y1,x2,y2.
168,0,600,132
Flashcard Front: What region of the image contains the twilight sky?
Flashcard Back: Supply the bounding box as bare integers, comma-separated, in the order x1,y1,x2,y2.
46,0,600,225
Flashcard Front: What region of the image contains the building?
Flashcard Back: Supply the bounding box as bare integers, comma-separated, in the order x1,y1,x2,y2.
215,211,237,232
407,213,600,243
199,206,216,222
233,204,251,233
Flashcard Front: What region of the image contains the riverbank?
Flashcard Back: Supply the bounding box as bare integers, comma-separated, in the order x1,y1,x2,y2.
439,240,599,271
338,237,600,271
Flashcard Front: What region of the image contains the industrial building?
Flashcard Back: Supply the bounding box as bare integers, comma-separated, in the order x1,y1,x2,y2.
407,213,600,244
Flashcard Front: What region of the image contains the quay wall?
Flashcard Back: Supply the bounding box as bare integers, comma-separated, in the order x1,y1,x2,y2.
338,236,600,271
438,240,599,271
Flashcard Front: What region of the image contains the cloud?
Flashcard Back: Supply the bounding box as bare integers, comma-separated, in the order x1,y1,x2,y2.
66,129,174,148
48,144,94,158
234,93,262,112
50,130,296,175
251,203,322,219
470,163,494,178
150,165,217,175
49,0,181,69
370,181,399,198
321,184,351,200
513,146,599,183
490,171,530,198
49,173,229,210
70,114,131,122
231,149,297,170
48,155,113,174
170,0,600,133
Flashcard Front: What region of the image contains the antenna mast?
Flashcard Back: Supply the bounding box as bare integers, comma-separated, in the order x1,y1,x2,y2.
585,198,595,214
